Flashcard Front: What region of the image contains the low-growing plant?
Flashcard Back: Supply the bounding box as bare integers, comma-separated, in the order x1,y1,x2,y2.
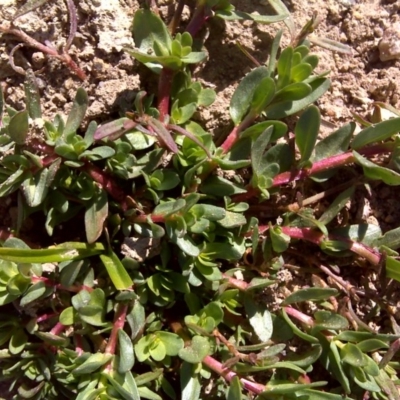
1,0,400,399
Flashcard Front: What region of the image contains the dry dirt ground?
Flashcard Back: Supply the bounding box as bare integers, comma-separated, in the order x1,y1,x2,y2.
0,0,400,398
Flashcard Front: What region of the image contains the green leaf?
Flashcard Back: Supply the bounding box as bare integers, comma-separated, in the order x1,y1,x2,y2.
244,295,273,342
272,82,312,103
64,88,88,139
313,311,348,330
282,287,338,305
341,343,367,367
0,242,104,263
59,307,75,325
265,77,330,119
99,251,133,290
295,105,320,165
80,146,115,160
127,301,145,341
8,110,29,144
276,46,293,89
217,211,247,228
227,376,243,400
270,225,290,253
267,29,283,76
22,166,57,207
331,223,381,247
351,117,400,149
150,341,166,361
181,52,207,64
181,362,201,400
357,339,389,352
230,66,269,125
24,69,42,119
157,331,184,356
35,331,69,346
118,329,135,373
318,186,355,225
20,281,46,306
107,374,140,400
353,151,400,185
190,204,226,221
153,198,186,217
291,62,313,82
73,353,112,375
386,256,400,282
215,9,288,24
251,126,274,176
373,226,400,250
132,9,172,56
200,176,246,196
85,189,108,244
250,77,276,115
202,242,243,260
311,122,356,162
179,336,210,363
9,329,28,355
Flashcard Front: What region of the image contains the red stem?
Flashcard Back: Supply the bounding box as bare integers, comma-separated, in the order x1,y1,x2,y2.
36,312,58,323
133,214,166,224
84,164,128,210
185,3,212,37
284,306,314,327
105,303,129,355
233,144,393,202
157,68,174,122
220,112,256,153
50,322,66,336
280,226,381,266
74,334,84,356
202,355,266,394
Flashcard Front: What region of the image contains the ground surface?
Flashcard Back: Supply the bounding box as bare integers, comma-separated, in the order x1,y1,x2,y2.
1,0,400,399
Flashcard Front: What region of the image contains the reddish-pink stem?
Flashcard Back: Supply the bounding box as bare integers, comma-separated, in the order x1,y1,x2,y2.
284,306,314,327
202,355,266,394
222,273,249,291
220,112,256,153
157,68,174,122
133,214,166,224
37,312,58,323
84,164,128,210
255,225,381,266
233,144,393,202
105,303,129,356
185,4,212,37
74,334,84,356
280,226,381,265
50,322,66,336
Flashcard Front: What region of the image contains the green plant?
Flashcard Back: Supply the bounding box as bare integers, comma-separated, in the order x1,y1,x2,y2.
1,1,400,399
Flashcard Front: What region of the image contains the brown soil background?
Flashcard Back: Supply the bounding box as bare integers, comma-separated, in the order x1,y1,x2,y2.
1,0,400,398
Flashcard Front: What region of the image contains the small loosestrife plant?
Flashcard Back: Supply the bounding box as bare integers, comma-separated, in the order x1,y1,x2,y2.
1,0,400,399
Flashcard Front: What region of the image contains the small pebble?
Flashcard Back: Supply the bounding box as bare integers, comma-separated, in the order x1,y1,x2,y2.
378,22,400,61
